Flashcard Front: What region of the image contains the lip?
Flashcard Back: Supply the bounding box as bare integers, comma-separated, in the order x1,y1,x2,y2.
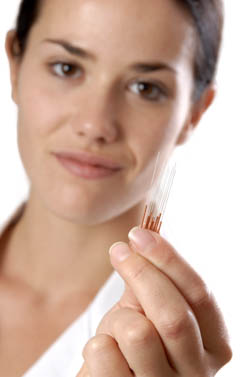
53,151,123,169
52,150,123,180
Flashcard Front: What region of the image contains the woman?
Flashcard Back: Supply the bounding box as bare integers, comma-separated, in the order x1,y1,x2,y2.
0,0,232,376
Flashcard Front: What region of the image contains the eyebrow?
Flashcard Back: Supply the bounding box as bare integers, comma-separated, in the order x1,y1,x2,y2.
43,38,177,74
43,38,96,60
130,62,177,74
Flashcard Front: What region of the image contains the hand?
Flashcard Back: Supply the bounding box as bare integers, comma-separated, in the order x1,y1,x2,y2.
77,227,232,377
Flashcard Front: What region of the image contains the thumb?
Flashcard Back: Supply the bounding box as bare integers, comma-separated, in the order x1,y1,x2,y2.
109,239,144,313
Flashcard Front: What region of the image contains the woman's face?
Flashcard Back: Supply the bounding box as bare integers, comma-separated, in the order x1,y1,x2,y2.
7,0,207,224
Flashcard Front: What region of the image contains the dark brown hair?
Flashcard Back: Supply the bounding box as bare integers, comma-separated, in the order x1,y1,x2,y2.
13,0,224,102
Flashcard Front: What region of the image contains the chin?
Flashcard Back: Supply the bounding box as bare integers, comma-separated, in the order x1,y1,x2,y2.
37,184,129,226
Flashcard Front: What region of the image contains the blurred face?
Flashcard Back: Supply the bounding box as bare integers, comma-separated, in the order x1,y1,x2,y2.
8,0,197,224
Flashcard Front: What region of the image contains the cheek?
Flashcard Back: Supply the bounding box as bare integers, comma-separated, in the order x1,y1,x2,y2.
127,107,181,167
18,75,62,136
16,72,67,181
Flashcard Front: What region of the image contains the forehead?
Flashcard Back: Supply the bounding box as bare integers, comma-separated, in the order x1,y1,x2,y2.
31,0,195,70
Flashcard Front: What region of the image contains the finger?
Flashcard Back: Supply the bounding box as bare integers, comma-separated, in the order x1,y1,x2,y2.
109,242,206,375
96,307,174,377
83,334,133,377
128,227,231,363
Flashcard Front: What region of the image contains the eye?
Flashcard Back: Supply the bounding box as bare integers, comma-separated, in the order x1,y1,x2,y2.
50,62,83,79
129,81,168,102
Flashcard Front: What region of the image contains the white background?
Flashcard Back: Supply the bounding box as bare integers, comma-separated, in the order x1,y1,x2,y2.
0,1,251,376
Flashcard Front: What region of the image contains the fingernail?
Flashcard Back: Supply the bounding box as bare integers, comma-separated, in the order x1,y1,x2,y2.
109,242,131,262
128,227,156,251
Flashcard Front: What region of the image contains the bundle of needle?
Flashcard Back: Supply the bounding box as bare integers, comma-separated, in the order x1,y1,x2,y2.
140,154,176,234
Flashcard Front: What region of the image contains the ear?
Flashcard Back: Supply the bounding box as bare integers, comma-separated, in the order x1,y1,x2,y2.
176,85,216,145
5,30,22,105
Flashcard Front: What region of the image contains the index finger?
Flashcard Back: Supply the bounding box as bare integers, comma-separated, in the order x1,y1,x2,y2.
127,227,231,361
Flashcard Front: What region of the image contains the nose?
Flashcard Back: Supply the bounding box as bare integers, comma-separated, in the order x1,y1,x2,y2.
71,89,120,144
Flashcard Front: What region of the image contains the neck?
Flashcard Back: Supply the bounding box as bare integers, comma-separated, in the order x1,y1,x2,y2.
3,192,145,298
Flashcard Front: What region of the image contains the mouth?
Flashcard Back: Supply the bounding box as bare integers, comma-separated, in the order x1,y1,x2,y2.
52,150,123,180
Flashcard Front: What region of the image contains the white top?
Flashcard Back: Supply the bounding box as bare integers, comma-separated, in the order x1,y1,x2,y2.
0,200,125,377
